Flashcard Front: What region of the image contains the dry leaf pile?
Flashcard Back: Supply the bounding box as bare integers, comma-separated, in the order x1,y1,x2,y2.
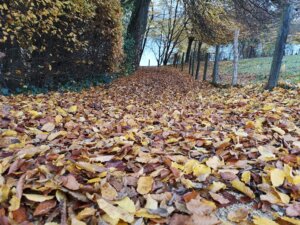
0,68,300,225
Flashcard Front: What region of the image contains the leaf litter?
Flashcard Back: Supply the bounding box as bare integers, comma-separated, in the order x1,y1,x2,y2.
0,68,300,224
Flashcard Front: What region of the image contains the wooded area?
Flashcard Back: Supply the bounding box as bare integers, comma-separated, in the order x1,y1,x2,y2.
0,1,300,225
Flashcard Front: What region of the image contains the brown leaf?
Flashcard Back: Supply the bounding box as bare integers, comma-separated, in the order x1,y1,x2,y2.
169,214,190,225
12,207,27,223
186,196,216,216
61,174,80,191
209,192,230,205
33,200,57,216
8,159,25,174
183,190,198,203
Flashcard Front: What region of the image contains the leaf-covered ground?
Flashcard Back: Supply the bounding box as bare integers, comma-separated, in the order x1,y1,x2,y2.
0,68,300,225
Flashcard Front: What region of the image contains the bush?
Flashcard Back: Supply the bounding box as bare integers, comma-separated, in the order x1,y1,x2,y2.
0,0,123,91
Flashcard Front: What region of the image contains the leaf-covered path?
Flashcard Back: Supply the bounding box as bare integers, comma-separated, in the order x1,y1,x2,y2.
0,68,300,225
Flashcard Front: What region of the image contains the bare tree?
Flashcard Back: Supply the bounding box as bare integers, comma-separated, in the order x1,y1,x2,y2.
150,0,188,66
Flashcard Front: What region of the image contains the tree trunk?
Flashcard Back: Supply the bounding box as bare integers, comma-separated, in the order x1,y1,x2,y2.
212,45,220,85
266,3,293,90
188,51,193,74
203,53,209,81
185,37,195,63
195,41,202,80
181,52,185,71
191,42,197,77
232,29,240,86
126,0,151,69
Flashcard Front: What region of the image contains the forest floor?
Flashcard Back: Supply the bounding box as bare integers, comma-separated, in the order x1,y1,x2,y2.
0,68,300,225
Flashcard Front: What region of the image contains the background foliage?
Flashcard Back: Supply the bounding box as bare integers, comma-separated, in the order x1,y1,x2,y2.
0,0,123,93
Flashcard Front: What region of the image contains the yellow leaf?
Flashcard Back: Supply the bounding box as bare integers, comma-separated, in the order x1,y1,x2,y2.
101,183,117,201
271,126,285,136
193,164,211,177
231,179,255,199
0,185,10,203
241,171,251,184
2,130,17,137
102,213,119,225
23,194,54,202
181,177,195,188
114,197,136,214
75,162,103,173
97,199,134,223
209,181,226,193
253,216,279,225
76,207,96,220
135,209,161,219
262,104,275,111
166,137,180,144
284,164,294,183
9,196,20,211
137,176,153,195
87,177,101,184
184,159,199,174
55,115,63,123
68,105,78,113
57,107,67,116
281,217,300,225
293,176,300,185
270,168,285,187
56,190,66,202
171,162,184,171
48,131,67,141
28,110,42,119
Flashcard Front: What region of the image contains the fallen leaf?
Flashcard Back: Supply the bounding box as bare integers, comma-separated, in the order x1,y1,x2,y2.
137,176,154,195
61,174,80,191
231,179,255,199
253,216,278,225
270,168,285,187
41,122,55,132
114,197,136,214
227,208,249,222
208,181,226,193
241,171,251,184
76,207,96,220
23,194,54,202
48,131,67,141
12,207,27,223
209,192,230,205
101,183,118,200
33,200,57,216
68,105,78,113
97,198,134,223
286,203,300,217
